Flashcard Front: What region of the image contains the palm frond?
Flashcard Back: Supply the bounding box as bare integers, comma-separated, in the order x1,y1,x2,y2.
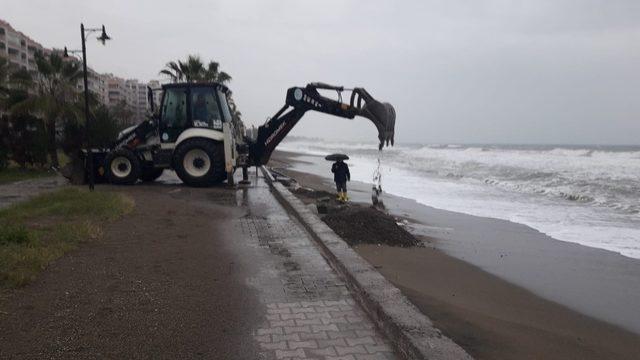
216,72,232,84
158,69,176,82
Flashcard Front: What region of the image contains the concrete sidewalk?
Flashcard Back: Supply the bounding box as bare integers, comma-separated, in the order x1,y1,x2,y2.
232,172,396,359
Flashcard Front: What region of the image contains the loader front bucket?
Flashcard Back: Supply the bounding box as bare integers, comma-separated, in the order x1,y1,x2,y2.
351,88,396,150
59,149,108,185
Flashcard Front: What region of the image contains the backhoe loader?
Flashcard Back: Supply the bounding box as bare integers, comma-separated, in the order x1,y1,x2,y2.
82,82,395,187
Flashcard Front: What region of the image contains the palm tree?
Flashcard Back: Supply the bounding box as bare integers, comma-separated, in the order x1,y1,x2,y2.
12,51,83,168
228,97,242,122
0,57,12,110
0,58,10,168
1,58,36,166
203,60,231,84
159,55,232,84
159,60,184,82
182,55,205,82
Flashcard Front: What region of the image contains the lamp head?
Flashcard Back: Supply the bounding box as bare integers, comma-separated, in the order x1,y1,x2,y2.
97,25,111,45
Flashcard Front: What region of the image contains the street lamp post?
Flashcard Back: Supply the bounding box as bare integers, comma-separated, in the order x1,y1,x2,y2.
69,24,111,190
80,24,93,190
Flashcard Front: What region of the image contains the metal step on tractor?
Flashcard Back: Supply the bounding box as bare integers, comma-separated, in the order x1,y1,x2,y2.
83,82,395,187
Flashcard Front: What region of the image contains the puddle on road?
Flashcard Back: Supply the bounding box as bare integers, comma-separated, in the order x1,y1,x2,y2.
0,195,21,200
206,191,236,206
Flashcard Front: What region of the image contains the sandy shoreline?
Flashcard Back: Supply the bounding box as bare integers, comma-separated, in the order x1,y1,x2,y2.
270,149,640,360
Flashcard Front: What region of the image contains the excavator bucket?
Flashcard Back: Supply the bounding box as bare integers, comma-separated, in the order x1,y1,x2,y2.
361,101,396,150
350,88,396,150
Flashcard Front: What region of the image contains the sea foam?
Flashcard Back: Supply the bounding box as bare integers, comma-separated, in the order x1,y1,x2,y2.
279,139,640,259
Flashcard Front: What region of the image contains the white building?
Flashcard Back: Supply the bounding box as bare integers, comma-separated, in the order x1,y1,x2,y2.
1,18,158,125
0,19,44,72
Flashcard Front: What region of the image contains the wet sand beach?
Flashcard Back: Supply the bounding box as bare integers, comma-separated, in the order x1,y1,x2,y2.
270,150,640,360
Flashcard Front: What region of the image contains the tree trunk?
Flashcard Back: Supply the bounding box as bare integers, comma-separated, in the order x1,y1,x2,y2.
47,118,59,168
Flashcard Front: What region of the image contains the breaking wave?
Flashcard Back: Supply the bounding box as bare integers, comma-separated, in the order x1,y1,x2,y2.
280,139,640,259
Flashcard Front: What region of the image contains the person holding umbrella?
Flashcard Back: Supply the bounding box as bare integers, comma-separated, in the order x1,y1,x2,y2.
326,154,351,202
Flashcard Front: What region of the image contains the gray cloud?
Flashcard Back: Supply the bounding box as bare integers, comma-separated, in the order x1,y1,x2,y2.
3,0,639,145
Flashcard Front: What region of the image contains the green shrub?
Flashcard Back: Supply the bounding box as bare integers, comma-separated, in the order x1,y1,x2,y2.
5,113,48,168
0,115,10,170
0,146,8,170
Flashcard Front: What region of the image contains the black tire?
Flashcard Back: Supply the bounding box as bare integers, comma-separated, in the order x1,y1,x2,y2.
104,148,141,185
173,138,225,187
140,168,164,182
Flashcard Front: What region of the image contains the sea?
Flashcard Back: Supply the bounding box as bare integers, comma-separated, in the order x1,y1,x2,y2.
278,138,640,260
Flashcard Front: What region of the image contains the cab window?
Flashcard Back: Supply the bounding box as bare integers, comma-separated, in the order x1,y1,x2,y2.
191,87,222,129
161,88,187,128
217,90,233,123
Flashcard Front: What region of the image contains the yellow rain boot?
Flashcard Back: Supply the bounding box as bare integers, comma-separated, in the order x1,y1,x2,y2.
343,192,349,202
336,192,343,201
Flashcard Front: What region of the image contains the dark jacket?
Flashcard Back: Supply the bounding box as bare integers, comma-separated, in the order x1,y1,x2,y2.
331,161,350,183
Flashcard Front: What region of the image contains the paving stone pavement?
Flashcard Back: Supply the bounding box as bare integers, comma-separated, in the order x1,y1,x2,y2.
255,300,394,360
231,174,396,360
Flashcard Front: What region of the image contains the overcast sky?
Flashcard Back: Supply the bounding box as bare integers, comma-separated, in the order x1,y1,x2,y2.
3,0,639,145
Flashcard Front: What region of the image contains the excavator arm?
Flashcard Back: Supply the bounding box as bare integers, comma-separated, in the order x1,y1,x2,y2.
248,83,396,166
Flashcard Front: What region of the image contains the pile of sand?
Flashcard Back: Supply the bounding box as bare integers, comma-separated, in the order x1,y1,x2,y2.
323,206,421,247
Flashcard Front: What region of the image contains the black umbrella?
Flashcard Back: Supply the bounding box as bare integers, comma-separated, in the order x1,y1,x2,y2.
324,153,349,161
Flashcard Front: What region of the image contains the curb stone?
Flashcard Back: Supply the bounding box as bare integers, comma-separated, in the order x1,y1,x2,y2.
261,166,472,360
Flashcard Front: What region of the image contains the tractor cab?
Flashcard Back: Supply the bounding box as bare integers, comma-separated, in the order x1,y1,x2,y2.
157,83,233,143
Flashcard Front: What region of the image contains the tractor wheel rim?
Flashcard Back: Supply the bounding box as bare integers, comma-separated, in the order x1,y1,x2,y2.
183,149,211,177
111,156,132,178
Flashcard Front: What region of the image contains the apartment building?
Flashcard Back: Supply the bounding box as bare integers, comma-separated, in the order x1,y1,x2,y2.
0,19,44,72
76,67,109,104
1,18,156,125
148,80,163,109
102,75,154,125
126,79,148,122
